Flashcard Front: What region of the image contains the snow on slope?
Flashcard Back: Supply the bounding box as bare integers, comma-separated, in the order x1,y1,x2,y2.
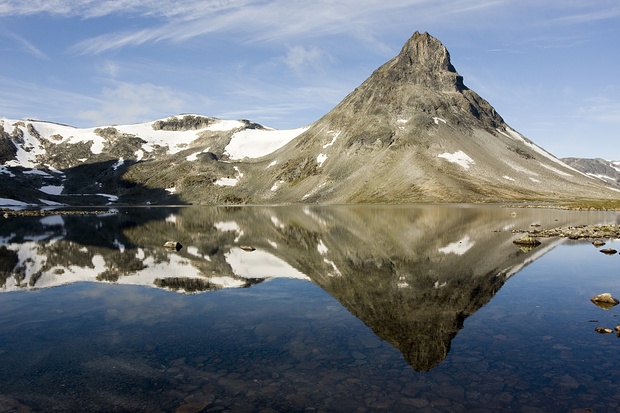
1,240,310,293
1,117,308,168
224,126,309,160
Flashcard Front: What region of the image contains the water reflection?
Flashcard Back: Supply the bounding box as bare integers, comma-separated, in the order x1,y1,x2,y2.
1,205,613,374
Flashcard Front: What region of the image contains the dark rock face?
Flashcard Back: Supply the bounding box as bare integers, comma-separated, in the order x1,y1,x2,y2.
390,31,466,91
152,115,215,131
0,125,17,163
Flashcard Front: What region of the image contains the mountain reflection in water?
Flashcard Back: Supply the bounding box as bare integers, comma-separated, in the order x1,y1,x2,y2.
1,205,613,373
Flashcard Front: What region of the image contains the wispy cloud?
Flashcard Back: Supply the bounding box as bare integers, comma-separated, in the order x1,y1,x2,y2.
60,0,508,55
0,75,101,123
553,3,620,24
578,99,620,123
281,45,330,73
0,30,48,59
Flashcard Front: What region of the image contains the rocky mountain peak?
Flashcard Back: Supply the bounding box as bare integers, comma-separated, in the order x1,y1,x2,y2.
382,31,466,91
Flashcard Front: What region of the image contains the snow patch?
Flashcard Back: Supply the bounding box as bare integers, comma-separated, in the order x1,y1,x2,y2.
270,216,285,229
214,221,241,233
225,247,309,280
113,239,125,253
271,180,284,191
501,127,583,175
39,185,63,195
586,173,616,182
0,166,15,177
112,158,124,170
0,198,31,206
438,236,474,255
503,176,515,182
215,177,238,187
186,152,201,162
438,151,474,170
206,119,245,131
224,126,308,160
317,239,328,255
215,166,243,187
433,117,447,125
434,280,447,289
317,153,328,167
323,259,341,277
23,169,53,177
323,131,340,148
97,193,119,202
39,199,65,206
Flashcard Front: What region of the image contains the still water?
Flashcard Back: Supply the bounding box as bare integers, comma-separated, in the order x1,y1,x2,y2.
1,205,620,412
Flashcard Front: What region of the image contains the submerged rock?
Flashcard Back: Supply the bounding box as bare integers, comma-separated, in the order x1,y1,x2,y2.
600,248,617,255
592,240,606,247
594,327,613,334
590,293,620,310
240,245,256,252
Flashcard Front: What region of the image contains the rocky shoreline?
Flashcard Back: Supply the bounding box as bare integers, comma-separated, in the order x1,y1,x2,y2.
2,208,116,218
512,223,620,240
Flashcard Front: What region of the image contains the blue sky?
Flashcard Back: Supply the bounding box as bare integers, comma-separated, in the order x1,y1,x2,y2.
0,1,619,159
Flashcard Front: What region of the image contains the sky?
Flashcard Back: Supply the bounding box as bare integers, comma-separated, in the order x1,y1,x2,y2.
0,1,619,159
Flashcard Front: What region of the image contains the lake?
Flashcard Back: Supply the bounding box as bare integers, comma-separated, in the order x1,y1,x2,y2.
1,204,620,412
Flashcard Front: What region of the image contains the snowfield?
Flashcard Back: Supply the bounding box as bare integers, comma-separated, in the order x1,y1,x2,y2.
1,116,298,167
438,150,474,170
224,126,309,160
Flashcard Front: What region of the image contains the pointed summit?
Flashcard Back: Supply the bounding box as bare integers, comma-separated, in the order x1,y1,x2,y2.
391,31,466,91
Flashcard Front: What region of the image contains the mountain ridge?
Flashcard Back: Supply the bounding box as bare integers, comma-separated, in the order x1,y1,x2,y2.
1,31,618,206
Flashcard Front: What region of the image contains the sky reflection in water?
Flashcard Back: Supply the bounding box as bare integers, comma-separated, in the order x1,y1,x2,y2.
0,205,619,412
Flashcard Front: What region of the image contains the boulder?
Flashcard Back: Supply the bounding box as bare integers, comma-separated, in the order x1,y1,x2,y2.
590,293,620,310
512,236,541,247
600,248,617,255
163,241,183,251
594,327,613,334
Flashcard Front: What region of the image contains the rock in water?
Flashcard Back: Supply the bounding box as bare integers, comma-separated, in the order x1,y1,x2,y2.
594,327,613,334
590,293,620,310
512,236,541,247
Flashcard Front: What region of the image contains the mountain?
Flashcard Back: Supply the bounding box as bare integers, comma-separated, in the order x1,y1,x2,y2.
561,157,620,189
1,31,617,206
